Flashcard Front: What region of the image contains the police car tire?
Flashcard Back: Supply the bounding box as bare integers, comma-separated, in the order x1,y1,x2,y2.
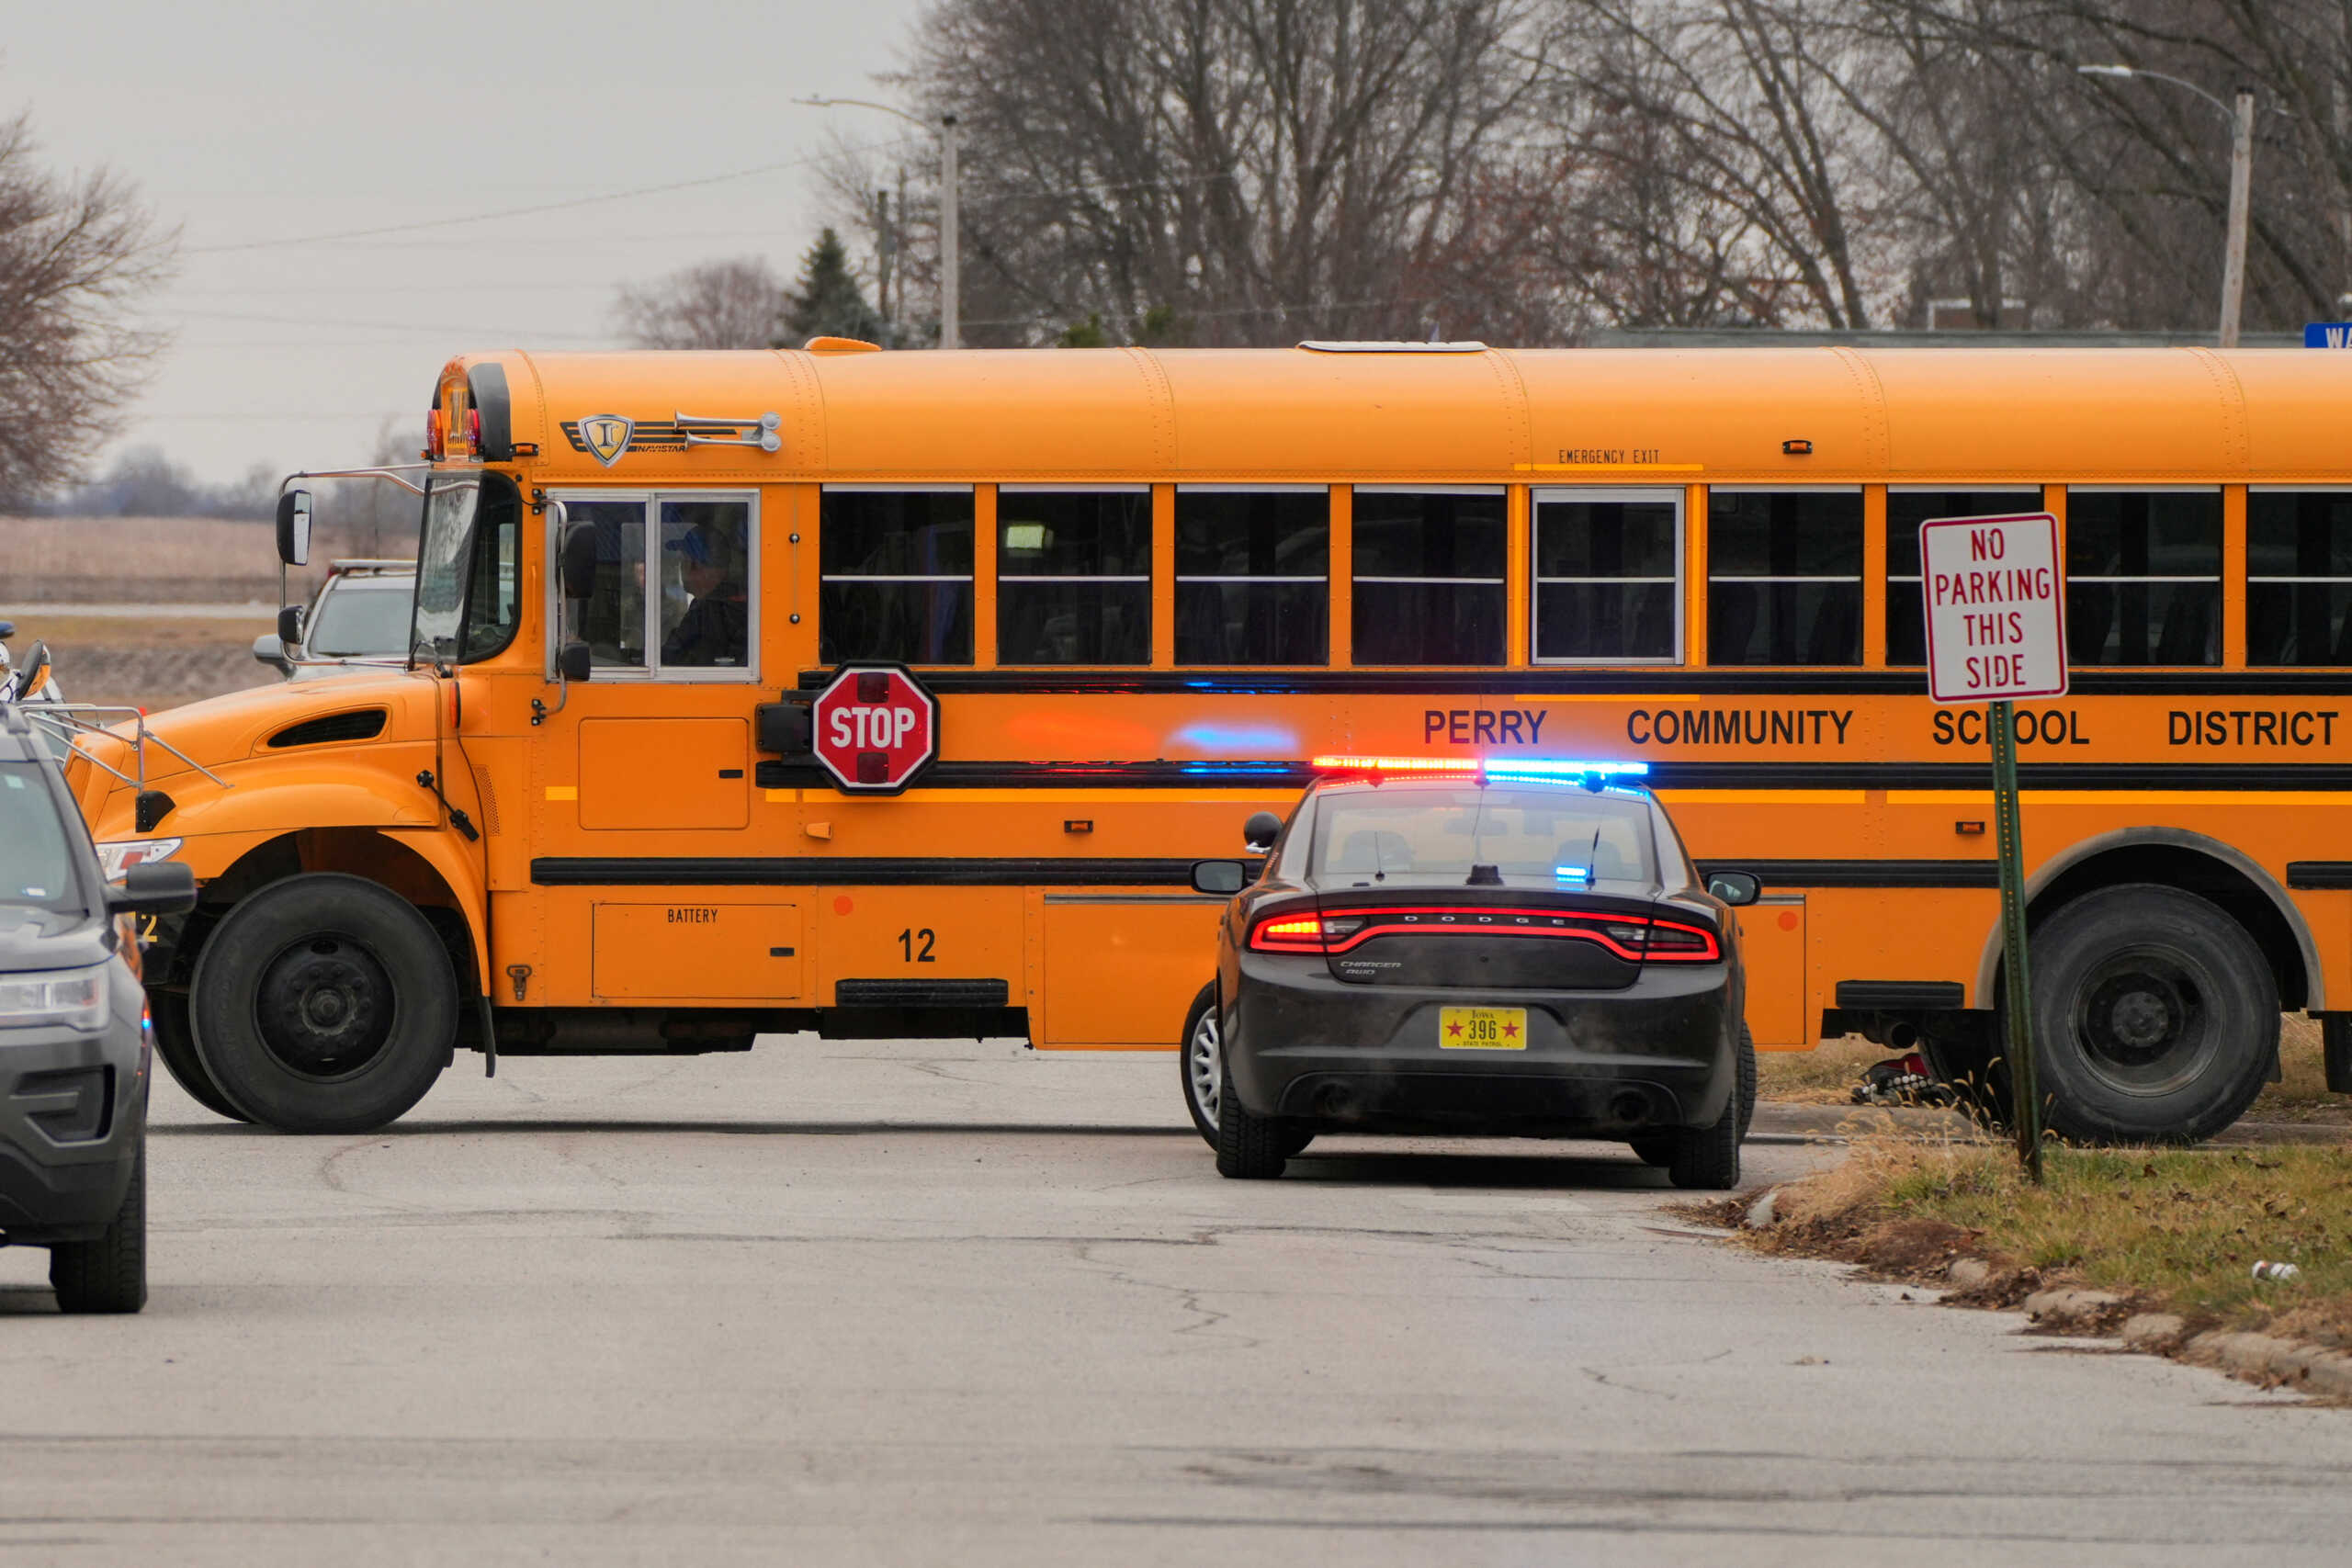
50,1145,146,1314
2029,884,2275,1146
191,874,456,1134
1736,1021,1758,1142
148,988,250,1122
1179,983,1220,1147
1628,1134,1675,1168
1215,1054,1289,1179
1668,1032,1749,1190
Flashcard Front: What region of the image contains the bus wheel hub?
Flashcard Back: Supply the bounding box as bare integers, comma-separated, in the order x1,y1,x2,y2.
257,939,394,1077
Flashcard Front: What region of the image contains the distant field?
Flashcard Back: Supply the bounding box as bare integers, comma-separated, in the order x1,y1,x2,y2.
1,609,278,711
0,514,392,605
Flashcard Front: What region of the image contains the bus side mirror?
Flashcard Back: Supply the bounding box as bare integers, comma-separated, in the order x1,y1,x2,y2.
277,490,312,567
1192,860,1248,897
560,522,599,602
558,640,593,683
1242,810,1283,852
1707,870,1761,907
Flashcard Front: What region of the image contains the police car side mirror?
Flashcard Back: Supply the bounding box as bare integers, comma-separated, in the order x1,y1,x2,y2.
108,861,197,917
1192,860,1249,897
277,604,304,650
1242,810,1283,852
1707,870,1761,907
558,640,593,682
277,490,312,567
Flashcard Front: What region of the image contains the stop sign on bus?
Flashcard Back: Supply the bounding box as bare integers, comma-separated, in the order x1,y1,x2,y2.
811,664,941,794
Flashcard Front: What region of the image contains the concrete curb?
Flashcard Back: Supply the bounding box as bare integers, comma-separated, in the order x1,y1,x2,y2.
2183,1330,2352,1400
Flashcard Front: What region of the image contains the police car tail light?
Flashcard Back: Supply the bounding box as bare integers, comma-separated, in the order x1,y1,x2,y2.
1311,755,1482,776
1643,919,1722,961
1249,914,1331,953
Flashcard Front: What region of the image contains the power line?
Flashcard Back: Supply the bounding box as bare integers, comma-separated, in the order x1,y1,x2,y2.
184,137,906,255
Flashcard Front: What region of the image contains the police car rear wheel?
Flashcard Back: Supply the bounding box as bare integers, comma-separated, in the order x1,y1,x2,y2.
1180,984,1221,1146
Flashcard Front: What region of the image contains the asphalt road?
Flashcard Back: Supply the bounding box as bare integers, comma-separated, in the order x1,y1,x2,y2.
4,1041,2349,1566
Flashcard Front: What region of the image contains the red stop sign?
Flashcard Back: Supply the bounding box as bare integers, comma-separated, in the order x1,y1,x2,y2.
810,663,940,794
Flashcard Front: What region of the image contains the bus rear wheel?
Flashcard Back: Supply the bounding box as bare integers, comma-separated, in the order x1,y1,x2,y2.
2028,884,2275,1145
190,874,457,1134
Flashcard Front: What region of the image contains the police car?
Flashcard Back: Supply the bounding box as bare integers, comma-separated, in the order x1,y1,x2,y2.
1184,757,1760,1185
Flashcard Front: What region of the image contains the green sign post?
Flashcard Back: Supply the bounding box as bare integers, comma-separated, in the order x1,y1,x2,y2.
1920,513,2067,1182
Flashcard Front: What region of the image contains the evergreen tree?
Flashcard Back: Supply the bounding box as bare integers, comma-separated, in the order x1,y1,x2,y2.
779,228,886,345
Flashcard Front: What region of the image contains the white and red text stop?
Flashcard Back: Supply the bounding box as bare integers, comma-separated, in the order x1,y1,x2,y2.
810,665,940,793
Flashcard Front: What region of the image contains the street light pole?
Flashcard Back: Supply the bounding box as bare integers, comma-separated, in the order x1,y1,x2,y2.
795,96,962,349
2075,65,2256,347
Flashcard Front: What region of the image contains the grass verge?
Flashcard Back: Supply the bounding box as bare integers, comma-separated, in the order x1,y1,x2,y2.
1733,1133,2352,1349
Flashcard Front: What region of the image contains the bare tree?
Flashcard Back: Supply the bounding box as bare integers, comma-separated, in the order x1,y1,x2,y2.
882,0,1557,345
0,108,174,507
612,257,787,349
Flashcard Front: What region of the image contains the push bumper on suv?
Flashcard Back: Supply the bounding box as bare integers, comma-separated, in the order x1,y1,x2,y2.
1224,957,1736,1135
0,1024,146,1245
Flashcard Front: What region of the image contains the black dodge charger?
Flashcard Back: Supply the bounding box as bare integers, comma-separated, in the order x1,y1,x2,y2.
1187,758,1761,1186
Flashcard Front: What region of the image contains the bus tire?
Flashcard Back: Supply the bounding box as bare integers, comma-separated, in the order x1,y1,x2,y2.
148,989,249,1122
1180,983,1221,1147
2027,884,2276,1145
190,874,457,1134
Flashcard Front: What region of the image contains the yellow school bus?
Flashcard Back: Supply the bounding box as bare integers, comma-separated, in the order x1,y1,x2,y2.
62,341,2352,1140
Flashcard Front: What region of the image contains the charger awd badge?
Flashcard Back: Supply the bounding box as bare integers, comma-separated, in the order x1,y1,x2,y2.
578,414,634,468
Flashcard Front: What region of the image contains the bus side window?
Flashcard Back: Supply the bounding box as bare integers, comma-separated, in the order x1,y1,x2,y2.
657,499,753,671
1707,489,1862,666
1351,488,1507,665
2245,490,2352,666
2065,489,2221,667
563,499,650,670
1174,488,1328,665
1532,488,1681,663
997,487,1151,664
1884,489,2042,664
820,488,975,665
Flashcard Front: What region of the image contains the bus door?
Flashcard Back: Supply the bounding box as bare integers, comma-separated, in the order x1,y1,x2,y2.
543,491,792,1000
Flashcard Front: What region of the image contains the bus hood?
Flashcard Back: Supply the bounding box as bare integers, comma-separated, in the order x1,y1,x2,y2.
74,670,446,847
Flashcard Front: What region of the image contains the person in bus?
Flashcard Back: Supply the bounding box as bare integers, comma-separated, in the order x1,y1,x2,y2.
661,517,749,667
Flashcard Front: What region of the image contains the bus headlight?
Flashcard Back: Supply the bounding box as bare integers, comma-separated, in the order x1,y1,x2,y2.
95,838,182,881
0,966,108,1033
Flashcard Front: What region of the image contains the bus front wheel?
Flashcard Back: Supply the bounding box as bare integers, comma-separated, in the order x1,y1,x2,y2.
189,873,458,1134
2028,884,2275,1145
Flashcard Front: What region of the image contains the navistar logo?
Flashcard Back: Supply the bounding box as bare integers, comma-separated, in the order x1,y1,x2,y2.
576,414,634,468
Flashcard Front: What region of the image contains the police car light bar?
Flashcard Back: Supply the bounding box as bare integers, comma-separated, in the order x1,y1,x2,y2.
1310,755,1649,780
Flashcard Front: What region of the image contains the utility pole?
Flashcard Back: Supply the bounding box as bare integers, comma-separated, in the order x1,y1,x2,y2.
795,96,963,351
2221,88,2255,349
2075,67,2258,348
940,115,960,350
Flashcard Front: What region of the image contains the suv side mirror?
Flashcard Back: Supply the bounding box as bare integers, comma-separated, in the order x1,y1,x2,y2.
1706,870,1761,907
251,631,291,673
1192,860,1249,897
276,489,313,567
108,861,198,917
558,640,593,682
1242,810,1283,852
560,521,599,602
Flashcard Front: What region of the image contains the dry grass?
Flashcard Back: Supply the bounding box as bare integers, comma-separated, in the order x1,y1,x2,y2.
1760,1019,2349,1126
1747,1132,2352,1344
2,608,279,711
0,515,383,605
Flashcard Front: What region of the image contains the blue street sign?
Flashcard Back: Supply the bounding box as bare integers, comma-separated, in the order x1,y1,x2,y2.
2305,322,2352,347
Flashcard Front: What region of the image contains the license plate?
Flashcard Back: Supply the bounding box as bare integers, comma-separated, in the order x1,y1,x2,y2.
1439,1006,1527,1050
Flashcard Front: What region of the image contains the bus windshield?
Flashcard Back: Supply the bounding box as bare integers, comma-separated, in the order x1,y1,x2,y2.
409,473,522,666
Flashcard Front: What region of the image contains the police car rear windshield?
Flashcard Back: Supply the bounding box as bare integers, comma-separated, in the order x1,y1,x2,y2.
1308,785,1657,889
0,762,82,913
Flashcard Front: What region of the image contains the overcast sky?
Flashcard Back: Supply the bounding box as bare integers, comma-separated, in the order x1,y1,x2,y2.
8,0,930,486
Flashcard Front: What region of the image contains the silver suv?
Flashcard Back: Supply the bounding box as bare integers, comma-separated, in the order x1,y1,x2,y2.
0,706,195,1312
252,559,415,680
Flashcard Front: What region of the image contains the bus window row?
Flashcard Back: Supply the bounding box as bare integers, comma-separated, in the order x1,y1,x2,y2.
604,483,2352,671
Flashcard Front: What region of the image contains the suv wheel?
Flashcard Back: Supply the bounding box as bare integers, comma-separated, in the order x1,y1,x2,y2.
50,1145,147,1314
